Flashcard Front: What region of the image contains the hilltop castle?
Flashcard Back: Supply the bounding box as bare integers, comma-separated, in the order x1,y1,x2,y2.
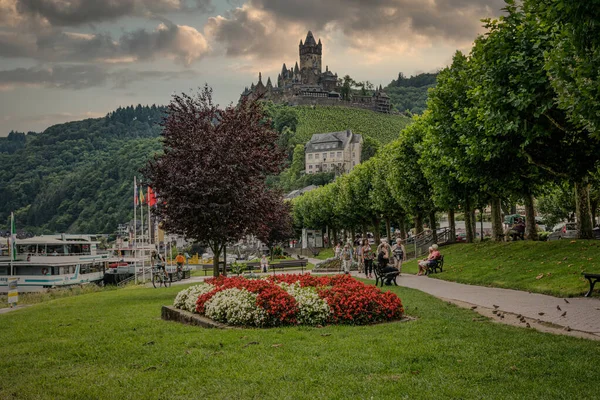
240,31,391,113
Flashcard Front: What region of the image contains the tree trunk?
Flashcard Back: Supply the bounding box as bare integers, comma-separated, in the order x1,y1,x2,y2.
362,223,368,242
414,214,423,235
351,228,356,245
429,210,438,243
448,209,456,242
524,193,538,241
510,204,517,215
374,219,381,244
471,209,476,239
399,216,407,240
479,208,484,240
212,242,222,277
332,228,338,247
385,218,391,241
465,198,474,243
575,179,594,239
222,245,227,276
491,197,504,241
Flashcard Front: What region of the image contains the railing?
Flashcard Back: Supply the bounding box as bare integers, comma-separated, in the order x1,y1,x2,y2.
116,266,153,287
403,227,451,260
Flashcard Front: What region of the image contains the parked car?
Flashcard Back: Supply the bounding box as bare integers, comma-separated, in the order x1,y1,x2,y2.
548,222,578,241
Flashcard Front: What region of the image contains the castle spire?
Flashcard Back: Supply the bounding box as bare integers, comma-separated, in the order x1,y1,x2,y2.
294,62,299,74
266,77,273,90
258,72,262,84
304,31,316,46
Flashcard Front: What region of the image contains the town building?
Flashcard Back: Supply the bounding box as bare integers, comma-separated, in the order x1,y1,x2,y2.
304,130,362,175
240,31,391,113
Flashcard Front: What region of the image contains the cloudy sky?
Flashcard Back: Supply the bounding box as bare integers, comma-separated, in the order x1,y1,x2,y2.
0,0,504,134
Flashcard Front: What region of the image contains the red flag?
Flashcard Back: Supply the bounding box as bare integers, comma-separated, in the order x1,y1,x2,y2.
148,186,157,207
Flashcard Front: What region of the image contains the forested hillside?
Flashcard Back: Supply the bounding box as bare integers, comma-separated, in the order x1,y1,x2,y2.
1,102,411,234
0,105,165,234
384,72,438,114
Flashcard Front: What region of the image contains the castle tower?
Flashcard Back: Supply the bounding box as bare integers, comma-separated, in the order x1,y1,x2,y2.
299,31,322,85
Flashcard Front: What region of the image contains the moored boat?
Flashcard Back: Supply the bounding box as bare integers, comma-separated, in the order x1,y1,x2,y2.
0,236,109,293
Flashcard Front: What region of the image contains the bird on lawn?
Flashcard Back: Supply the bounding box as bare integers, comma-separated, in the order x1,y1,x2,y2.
561,311,567,317
557,305,562,311
538,312,545,316
493,304,499,309
564,299,570,304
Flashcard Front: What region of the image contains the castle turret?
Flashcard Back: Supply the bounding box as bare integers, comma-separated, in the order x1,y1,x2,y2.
299,31,322,85
266,77,273,90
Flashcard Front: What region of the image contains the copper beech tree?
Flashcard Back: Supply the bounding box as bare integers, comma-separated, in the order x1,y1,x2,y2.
143,86,288,276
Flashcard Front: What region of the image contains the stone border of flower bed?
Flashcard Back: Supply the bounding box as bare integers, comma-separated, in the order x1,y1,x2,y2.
161,305,234,329
163,304,417,329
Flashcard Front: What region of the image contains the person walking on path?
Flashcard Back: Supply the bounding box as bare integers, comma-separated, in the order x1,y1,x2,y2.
392,238,407,275
355,239,364,274
334,242,342,259
260,254,269,273
341,243,353,274
361,239,374,279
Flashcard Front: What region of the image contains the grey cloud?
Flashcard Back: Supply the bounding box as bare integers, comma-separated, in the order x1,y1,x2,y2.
208,0,505,57
0,64,200,90
0,65,108,89
15,0,213,27
205,7,292,58
0,20,210,65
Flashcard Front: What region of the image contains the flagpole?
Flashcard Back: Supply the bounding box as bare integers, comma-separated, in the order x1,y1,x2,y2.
140,184,145,283
10,212,14,276
133,176,137,285
147,187,152,247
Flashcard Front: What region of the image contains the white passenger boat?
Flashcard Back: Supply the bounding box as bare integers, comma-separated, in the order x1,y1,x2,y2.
0,236,109,293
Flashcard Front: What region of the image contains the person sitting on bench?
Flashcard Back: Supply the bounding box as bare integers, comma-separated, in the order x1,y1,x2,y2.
509,218,526,241
418,245,441,276
377,240,399,285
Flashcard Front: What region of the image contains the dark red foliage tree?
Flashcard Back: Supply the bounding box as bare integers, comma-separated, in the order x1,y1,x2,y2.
256,197,296,260
143,85,286,276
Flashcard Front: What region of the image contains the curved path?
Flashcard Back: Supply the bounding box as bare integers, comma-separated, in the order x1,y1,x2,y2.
350,271,600,339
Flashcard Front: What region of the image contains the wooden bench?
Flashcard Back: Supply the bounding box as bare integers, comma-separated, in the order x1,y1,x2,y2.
270,259,308,274
583,273,600,297
373,262,399,287
425,255,444,275
238,259,309,274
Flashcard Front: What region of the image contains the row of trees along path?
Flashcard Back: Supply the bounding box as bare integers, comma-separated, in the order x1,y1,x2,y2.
143,86,294,277
292,1,600,243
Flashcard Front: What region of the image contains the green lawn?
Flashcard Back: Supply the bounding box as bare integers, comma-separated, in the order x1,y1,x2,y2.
402,240,600,297
314,247,334,260
1,281,599,399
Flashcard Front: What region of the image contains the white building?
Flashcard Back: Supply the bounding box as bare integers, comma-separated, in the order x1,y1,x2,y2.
304,130,362,175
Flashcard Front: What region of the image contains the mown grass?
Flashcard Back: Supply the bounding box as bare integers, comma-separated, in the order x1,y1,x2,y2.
402,240,600,297
1,281,599,399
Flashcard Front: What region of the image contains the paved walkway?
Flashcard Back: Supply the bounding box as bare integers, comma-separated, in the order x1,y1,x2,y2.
395,274,600,333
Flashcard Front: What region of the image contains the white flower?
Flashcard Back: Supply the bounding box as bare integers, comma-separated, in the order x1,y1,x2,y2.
204,288,267,327
279,282,331,325
173,283,215,313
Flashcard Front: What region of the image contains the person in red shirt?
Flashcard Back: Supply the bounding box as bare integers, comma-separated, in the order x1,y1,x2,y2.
418,244,441,276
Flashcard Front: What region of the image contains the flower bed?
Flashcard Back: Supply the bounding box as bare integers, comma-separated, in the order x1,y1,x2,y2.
172,274,404,327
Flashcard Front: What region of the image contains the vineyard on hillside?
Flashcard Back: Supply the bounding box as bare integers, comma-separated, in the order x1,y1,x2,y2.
295,106,412,144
